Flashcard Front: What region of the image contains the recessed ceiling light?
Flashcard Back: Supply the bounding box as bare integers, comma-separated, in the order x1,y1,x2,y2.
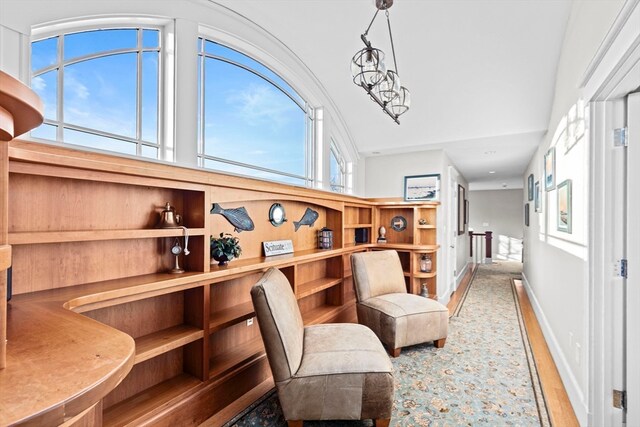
489,171,496,174
502,183,507,188
372,151,381,155
484,150,496,155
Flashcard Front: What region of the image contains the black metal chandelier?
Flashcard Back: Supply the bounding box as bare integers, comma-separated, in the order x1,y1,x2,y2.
351,0,410,125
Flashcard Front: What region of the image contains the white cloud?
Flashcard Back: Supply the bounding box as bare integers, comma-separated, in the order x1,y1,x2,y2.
226,84,296,129
32,76,46,91
65,72,90,100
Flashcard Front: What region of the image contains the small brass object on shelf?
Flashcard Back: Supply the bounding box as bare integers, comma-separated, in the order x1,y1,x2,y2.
157,202,181,228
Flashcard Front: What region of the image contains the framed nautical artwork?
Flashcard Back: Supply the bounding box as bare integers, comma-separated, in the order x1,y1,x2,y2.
404,174,440,202
557,179,572,233
544,147,556,191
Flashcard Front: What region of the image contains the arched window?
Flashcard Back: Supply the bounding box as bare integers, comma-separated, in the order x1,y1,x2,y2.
330,141,346,193
31,27,162,158
197,37,312,186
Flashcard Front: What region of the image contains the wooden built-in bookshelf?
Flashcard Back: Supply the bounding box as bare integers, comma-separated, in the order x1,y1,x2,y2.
1,139,440,426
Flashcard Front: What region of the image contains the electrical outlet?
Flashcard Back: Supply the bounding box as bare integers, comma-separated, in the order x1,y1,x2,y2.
246,318,254,326
575,343,581,366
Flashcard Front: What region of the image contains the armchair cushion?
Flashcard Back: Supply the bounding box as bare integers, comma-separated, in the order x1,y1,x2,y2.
351,250,406,300
357,293,448,349
250,268,304,382
277,323,394,421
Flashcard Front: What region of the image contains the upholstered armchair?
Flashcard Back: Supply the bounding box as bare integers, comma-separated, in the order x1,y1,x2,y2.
351,250,449,357
251,268,394,427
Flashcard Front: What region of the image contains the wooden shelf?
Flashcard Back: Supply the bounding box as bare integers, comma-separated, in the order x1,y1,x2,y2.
413,271,437,279
375,243,439,251
296,277,342,299
103,373,201,427
343,224,373,229
8,228,206,245
0,245,10,270
302,304,346,325
134,325,204,364
209,301,255,334
416,225,436,229
209,337,265,381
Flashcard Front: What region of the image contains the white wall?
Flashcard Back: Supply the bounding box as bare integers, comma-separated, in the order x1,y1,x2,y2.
522,1,625,424
468,189,523,261
364,149,470,302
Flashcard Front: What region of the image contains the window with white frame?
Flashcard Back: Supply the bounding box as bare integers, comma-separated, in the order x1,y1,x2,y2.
329,141,346,193
30,27,162,158
197,37,312,186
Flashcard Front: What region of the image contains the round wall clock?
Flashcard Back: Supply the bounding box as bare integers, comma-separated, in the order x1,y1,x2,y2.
390,215,407,232
269,203,287,227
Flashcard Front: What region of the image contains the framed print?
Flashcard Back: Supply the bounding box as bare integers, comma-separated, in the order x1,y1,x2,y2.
534,181,541,213
457,184,465,235
528,174,534,201
465,199,469,225
544,147,556,191
525,203,530,227
404,174,440,202
557,179,572,233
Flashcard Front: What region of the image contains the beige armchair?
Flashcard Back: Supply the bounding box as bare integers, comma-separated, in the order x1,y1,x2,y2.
351,250,448,357
250,268,394,427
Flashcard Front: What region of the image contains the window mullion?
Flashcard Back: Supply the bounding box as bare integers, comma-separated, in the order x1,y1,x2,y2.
136,28,143,156
56,35,64,141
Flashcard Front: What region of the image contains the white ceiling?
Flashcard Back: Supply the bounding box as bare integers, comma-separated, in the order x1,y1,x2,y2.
214,0,572,190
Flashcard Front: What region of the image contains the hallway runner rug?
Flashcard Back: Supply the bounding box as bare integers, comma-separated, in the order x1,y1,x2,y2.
225,262,551,426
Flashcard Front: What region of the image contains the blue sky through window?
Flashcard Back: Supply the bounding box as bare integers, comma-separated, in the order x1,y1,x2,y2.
201,48,307,180
31,28,160,155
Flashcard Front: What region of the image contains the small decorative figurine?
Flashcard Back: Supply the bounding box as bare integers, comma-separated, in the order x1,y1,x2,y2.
377,226,387,243
169,237,185,274
211,203,255,232
418,218,427,225
294,207,319,231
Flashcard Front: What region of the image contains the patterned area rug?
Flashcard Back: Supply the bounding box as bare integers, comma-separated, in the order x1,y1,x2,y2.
226,261,550,426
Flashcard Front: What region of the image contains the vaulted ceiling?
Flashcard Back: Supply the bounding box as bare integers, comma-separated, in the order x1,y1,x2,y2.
214,0,572,190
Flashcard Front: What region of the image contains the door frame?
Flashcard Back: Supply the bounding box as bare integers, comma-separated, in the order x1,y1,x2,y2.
583,1,640,425
447,165,460,296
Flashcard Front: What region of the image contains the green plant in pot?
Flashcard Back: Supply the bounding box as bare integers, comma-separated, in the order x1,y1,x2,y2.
210,233,242,266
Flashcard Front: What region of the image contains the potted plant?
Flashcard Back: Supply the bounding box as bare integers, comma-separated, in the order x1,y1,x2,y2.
210,233,242,266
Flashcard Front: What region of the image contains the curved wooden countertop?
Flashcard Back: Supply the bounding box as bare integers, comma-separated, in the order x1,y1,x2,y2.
0,298,135,425
0,71,44,141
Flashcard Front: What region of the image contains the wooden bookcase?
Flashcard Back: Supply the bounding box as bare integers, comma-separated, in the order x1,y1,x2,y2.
1,140,439,426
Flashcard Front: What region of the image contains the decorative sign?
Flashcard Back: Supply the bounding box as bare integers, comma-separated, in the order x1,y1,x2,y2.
263,239,294,257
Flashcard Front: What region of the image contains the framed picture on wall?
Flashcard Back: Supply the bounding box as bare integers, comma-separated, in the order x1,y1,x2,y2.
544,147,556,191
525,203,530,227
404,174,440,201
465,199,469,225
534,180,541,213
457,184,465,235
528,174,534,201
557,179,572,233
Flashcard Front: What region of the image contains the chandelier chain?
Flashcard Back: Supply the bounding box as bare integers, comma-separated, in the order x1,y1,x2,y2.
364,8,381,37
386,10,398,74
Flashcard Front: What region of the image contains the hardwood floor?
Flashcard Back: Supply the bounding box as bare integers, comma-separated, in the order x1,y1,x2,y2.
513,278,579,427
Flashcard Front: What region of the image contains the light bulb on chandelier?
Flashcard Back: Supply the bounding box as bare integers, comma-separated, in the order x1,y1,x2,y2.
350,0,410,124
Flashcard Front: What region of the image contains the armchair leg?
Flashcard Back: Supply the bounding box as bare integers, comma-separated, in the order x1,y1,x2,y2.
434,338,446,348
389,347,401,357
287,421,303,427
375,418,391,427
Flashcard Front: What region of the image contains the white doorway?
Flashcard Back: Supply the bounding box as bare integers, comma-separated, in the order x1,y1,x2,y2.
447,166,459,295
585,2,640,424
626,91,640,426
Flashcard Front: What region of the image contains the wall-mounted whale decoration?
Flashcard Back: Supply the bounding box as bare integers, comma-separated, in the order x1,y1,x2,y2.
211,203,255,232
294,207,319,231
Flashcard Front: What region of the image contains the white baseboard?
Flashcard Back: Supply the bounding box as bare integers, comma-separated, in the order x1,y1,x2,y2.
455,263,469,288
439,262,470,305
521,273,588,426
